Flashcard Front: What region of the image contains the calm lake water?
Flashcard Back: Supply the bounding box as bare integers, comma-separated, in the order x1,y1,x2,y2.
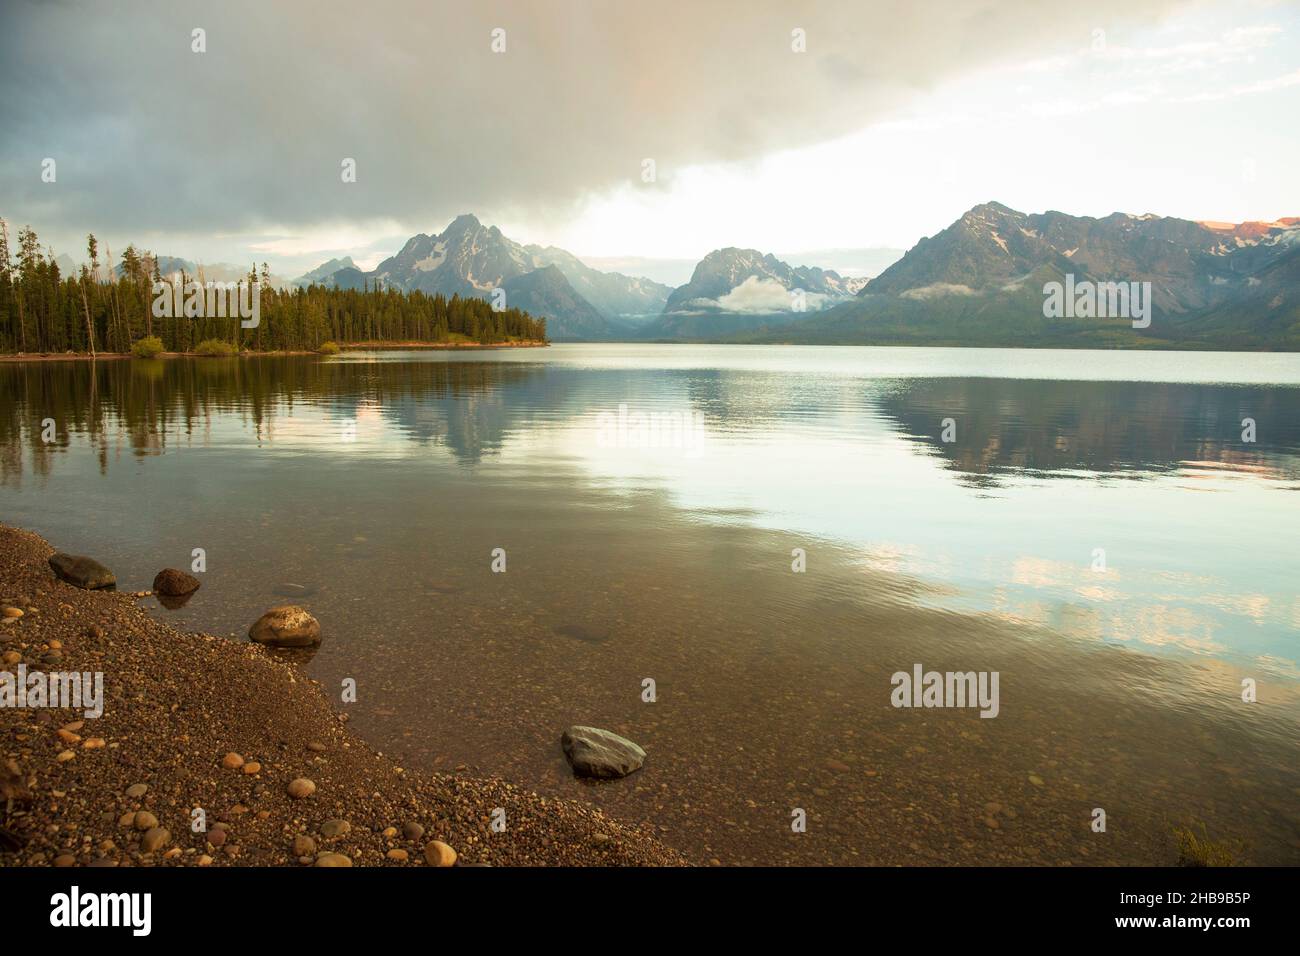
2,345,1298,865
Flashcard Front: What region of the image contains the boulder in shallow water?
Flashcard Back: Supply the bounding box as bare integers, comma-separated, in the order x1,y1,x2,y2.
153,568,201,596
561,726,646,779
248,605,321,647
48,553,116,590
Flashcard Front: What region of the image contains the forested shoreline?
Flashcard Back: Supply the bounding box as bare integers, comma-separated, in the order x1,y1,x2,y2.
0,222,548,354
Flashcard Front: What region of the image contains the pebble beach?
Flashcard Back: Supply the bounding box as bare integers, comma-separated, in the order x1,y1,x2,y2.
0,524,683,867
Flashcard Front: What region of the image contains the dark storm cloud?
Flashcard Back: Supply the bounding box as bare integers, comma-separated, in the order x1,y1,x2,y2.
0,0,1189,237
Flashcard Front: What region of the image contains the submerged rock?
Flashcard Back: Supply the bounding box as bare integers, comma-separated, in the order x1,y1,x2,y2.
48,553,115,590
554,623,610,644
153,568,200,596
561,726,646,779
249,605,321,647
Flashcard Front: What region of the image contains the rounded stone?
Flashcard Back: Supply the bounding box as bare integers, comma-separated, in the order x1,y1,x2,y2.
248,605,321,648
287,778,316,799
315,852,352,867
221,752,244,770
152,568,201,597
141,827,171,853
424,840,457,867
320,819,351,839
133,811,158,831
402,821,425,841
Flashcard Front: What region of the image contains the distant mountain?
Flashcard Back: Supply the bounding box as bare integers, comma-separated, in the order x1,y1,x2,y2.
577,255,701,288
862,201,1290,314
776,247,905,283
501,265,608,341
662,247,859,314
625,246,859,340
373,214,533,299
363,214,670,340
736,203,1300,349
292,256,356,288
326,266,371,291
524,244,670,320
365,215,607,338
110,255,291,290
109,254,195,280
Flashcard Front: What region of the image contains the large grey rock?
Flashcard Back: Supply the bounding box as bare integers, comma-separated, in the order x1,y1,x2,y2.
48,553,116,590
248,605,321,647
561,726,645,779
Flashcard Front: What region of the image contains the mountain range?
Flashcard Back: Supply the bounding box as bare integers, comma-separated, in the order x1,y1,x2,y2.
282,203,1299,349
349,214,674,340
290,214,862,341
737,202,1299,349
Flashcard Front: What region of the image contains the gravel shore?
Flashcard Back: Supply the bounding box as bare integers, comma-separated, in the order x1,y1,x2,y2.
0,525,683,867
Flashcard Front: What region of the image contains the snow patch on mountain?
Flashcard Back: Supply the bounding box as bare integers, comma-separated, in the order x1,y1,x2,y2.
413,241,447,272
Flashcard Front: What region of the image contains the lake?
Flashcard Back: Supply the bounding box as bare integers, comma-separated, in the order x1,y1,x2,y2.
2,344,1298,865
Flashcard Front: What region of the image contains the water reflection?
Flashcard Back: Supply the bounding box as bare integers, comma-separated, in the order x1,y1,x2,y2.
6,355,1300,479
877,377,1300,483
0,356,551,469
4,354,1299,674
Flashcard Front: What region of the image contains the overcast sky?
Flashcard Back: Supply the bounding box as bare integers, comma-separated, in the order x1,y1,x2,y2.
2,0,1298,279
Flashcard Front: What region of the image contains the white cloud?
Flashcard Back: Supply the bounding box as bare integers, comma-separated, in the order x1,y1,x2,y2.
700,276,835,313
1174,66,1300,100
4,0,1296,269
901,283,979,301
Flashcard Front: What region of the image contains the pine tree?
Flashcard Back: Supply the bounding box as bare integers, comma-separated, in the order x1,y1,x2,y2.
83,234,98,357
